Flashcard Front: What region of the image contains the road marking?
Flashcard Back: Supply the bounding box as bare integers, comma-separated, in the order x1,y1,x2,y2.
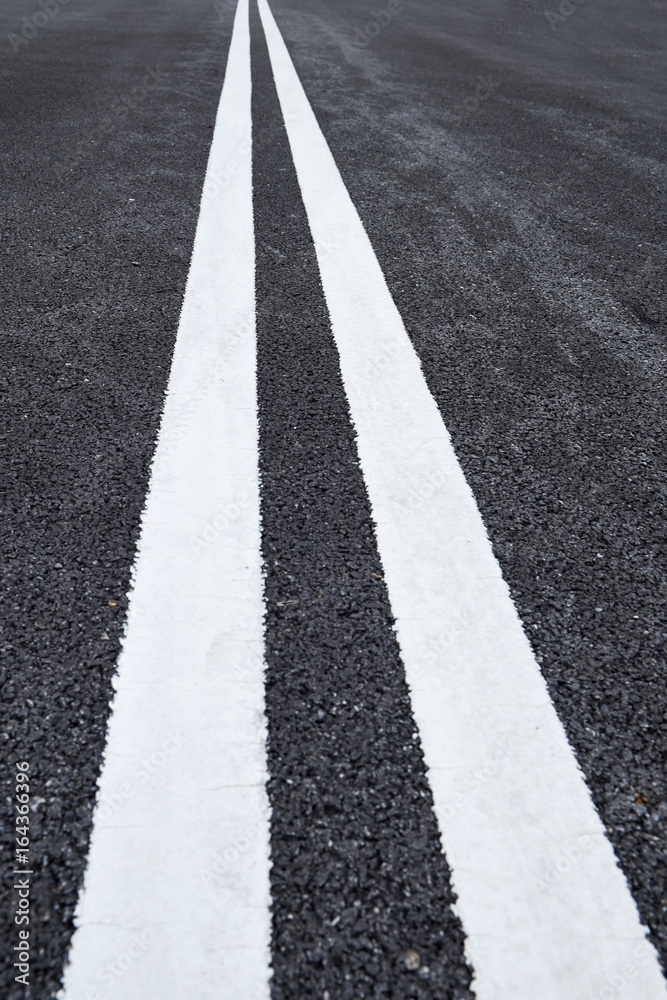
256,2,667,997
60,1,272,998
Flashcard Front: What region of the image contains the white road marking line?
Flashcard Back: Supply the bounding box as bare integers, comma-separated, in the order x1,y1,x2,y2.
60,1,272,998
256,2,667,997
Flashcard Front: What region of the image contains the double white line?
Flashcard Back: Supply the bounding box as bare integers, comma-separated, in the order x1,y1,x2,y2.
61,1,666,998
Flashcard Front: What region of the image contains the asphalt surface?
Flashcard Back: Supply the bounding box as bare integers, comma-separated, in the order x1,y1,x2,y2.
1,0,666,997
263,0,667,980
253,7,472,994
0,2,231,996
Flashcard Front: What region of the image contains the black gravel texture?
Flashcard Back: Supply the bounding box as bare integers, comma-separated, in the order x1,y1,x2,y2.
0,1,231,996
2,0,666,994
251,5,474,998
266,0,667,974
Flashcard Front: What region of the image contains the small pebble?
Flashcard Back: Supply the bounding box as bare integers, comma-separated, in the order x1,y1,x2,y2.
404,950,420,971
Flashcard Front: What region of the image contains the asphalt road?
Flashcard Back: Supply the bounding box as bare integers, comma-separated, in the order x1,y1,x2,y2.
1,0,665,997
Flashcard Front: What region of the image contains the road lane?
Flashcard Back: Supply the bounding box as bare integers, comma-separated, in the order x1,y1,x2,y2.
251,2,473,994
265,0,667,977
59,1,274,998
257,1,666,995
0,2,234,997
